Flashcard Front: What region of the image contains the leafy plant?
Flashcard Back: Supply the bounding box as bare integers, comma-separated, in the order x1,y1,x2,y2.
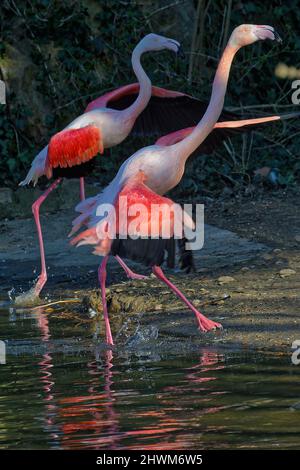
0,0,299,194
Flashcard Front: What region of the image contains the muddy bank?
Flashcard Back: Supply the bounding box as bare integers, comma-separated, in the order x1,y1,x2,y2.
0,184,299,354
58,248,300,353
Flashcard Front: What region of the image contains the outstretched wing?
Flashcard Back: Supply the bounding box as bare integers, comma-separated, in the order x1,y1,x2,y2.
156,115,283,153
71,171,193,267
85,83,186,113
85,82,238,138
85,83,141,111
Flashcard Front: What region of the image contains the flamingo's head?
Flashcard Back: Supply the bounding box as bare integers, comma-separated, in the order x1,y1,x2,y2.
229,24,282,48
139,33,182,55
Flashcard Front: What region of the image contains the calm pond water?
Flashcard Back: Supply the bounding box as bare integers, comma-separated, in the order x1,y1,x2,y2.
0,301,299,450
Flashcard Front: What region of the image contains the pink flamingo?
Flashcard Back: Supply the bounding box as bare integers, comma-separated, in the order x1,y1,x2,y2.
20,33,265,304
71,25,281,345
156,111,300,273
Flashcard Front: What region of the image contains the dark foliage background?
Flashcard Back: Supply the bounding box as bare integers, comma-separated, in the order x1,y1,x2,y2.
0,0,300,195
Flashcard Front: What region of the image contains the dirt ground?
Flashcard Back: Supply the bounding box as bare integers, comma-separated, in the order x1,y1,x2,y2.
206,187,300,249
0,183,299,354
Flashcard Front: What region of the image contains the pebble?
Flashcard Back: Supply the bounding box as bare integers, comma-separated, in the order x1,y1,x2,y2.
217,276,235,285
279,268,296,278
88,308,97,319
199,288,209,294
154,304,163,310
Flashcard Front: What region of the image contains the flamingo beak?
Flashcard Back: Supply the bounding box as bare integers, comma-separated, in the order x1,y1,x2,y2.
274,30,282,43
256,25,282,43
169,40,185,58
177,45,186,59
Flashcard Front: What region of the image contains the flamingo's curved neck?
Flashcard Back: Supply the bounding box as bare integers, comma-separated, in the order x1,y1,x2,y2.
171,44,240,160
125,44,152,120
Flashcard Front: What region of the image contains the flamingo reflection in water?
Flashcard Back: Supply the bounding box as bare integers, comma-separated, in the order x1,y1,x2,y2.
58,350,120,450
24,311,227,449
21,308,119,449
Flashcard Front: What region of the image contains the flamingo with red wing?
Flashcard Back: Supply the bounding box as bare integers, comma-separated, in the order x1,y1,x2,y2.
17,34,192,303
18,28,295,304
71,25,282,345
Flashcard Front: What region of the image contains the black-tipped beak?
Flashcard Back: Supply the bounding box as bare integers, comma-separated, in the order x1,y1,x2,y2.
177,45,185,59
280,111,300,120
274,30,282,43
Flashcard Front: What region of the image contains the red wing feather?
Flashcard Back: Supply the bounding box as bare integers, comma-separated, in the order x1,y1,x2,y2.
115,171,177,238
46,125,103,176
71,171,194,257
71,172,176,255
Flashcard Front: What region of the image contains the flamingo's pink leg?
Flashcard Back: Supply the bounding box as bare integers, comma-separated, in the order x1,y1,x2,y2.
31,178,62,298
115,255,148,280
79,177,85,202
98,256,114,346
152,265,222,333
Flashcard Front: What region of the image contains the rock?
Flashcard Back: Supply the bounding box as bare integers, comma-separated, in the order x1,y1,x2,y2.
295,235,300,242
154,304,163,310
217,276,235,285
88,308,97,319
199,288,209,295
279,268,296,278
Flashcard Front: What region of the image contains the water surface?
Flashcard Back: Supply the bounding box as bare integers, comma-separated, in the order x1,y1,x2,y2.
0,302,299,450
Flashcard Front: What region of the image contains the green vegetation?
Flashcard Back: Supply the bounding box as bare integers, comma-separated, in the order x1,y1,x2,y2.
0,0,299,194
